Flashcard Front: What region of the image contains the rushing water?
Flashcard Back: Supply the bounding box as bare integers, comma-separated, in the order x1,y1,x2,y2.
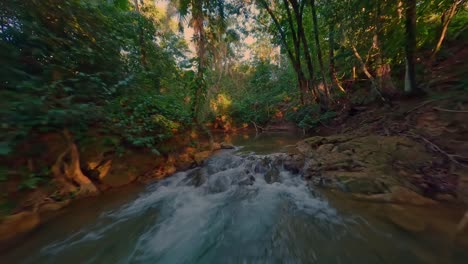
2,132,468,264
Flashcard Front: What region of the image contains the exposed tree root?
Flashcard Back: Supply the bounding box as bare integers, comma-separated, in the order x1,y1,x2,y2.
51,130,99,197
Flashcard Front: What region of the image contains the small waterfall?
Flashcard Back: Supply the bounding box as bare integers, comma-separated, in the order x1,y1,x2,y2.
12,146,467,264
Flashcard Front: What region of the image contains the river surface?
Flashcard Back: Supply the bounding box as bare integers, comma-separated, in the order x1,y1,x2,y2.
2,132,468,264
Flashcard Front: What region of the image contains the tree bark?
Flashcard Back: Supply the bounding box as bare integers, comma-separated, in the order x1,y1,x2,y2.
310,0,330,101
374,2,396,96
191,0,207,123
404,0,418,94
52,130,99,197
260,0,309,104
328,24,345,93
290,0,316,104
351,44,385,101
430,0,463,63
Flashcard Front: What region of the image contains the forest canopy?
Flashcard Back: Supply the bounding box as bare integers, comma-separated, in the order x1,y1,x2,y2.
1,0,467,159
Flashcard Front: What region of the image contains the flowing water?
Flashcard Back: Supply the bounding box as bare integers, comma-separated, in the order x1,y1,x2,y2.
2,132,468,264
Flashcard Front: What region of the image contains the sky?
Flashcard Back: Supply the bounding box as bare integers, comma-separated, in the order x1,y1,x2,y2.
153,0,277,62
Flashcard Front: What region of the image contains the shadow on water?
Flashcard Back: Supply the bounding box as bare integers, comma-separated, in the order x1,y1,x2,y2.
2,132,468,264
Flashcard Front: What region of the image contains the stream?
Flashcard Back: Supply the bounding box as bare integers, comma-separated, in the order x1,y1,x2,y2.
2,132,468,264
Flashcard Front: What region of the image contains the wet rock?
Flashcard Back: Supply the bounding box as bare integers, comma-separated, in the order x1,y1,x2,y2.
283,154,305,174
0,211,40,242
239,175,255,186
434,193,457,202
184,168,207,187
220,142,235,149
353,186,438,206
211,142,222,151
299,135,433,200
254,158,269,174
207,171,233,193
265,166,281,184
194,151,212,165
386,205,427,232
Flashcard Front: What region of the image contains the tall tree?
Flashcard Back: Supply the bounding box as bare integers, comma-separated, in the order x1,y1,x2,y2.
310,0,330,101
404,0,418,94
430,0,465,63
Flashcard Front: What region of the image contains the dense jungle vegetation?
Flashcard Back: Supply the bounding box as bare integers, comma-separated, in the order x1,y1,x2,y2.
0,0,467,216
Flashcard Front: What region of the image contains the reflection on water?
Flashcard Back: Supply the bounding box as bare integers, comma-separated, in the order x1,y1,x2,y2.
215,131,304,154
2,132,468,264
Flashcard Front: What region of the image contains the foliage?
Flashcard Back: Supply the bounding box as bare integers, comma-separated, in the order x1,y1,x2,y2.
287,104,336,130
18,168,50,190
227,60,298,125
0,0,191,157
110,93,190,153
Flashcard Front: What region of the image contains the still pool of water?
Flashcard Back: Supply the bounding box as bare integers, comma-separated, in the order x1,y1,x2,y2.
2,132,468,264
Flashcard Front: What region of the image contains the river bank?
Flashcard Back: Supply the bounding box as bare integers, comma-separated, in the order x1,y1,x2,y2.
2,132,468,263
0,128,240,249
1,90,467,254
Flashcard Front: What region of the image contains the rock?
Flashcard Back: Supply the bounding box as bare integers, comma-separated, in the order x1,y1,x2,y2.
353,186,437,206
283,154,305,174
342,177,388,194
386,205,427,232
0,211,40,242
317,143,334,152
388,187,438,205
299,135,432,197
194,151,212,165
265,166,281,184
435,193,457,202
183,168,207,187
254,158,269,174
211,143,222,151
175,153,195,170
239,175,255,186
220,142,235,149
39,200,71,213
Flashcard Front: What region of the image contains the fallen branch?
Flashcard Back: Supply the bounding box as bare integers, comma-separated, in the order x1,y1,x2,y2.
404,99,439,114
251,121,265,134
433,107,468,113
404,132,468,167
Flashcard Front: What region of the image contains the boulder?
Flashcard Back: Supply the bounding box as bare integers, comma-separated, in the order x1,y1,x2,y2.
220,142,235,149
264,166,281,184
283,154,305,174
298,135,434,200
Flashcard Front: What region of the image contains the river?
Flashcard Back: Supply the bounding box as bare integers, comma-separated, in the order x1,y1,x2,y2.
2,132,468,263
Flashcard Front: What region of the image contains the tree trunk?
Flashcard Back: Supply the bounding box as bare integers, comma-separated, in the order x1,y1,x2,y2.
133,0,147,69
404,0,418,94
191,1,207,123
351,44,385,102
430,0,462,63
310,0,330,100
374,2,396,96
261,0,309,105
52,130,99,197
328,24,345,93
291,0,316,104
